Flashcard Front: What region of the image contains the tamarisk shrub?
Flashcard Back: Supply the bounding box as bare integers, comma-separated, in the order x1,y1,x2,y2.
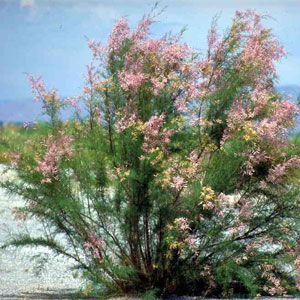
3,10,300,297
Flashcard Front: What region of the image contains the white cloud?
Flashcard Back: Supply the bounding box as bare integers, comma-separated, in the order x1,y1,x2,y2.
20,0,35,7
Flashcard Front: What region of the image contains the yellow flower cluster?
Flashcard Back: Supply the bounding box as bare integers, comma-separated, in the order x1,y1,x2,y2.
205,143,218,152
201,185,215,202
168,224,174,230
152,150,164,165
95,77,112,91
74,120,81,131
115,167,130,182
243,123,257,141
171,116,183,125
130,121,145,139
83,285,92,297
159,169,171,187
166,241,185,259
169,241,185,250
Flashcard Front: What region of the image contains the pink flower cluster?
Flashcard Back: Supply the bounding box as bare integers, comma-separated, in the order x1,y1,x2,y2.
7,152,20,167
88,39,106,59
256,101,298,143
119,70,145,93
214,192,229,217
107,15,193,97
220,11,297,151
131,15,153,42
267,156,300,184
170,176,187,191
234,10,286,79
108,16,130,52
85,13,205,121
84,230,104,259
162,150,202,192
245,236,273,256
174,217,190,232
200,265,216,289
260,264,286,295
225,94,298,147
28,75,61,112
242,148,271,176
35,134,74,184
207,18,219,50
225,99,248,137
184,236,197,249
83,63,100,95
65,96,81,111
251,84,272,115
142,113,174,153
11,207,28,221
115,102,138,133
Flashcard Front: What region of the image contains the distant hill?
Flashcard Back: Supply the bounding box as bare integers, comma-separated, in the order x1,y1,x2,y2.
0,85,299,124
0,98,74,124
0,98,43,123
277,85,300,133
277,84,300,103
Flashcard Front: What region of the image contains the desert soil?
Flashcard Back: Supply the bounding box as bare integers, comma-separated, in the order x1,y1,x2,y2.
1,165,300,300
0,165,83,299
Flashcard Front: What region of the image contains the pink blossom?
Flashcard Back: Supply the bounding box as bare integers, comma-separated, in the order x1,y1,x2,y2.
119,70,145,92
65,96,81,110
200,265,216,289
261,268,286,296
207,17,219,50
28,75,61,112
83,63,100,94
234,10,285,80
131,15,153,41
203,201,214,210
8,152,20,167
151,77,168,96
174,96,188,112
161,42,191,67
142,113,174,153
35,134,74,183
246,240,259,254
267,156,300,183
174,217,190,232
84,230,104,259
241,149,271,176
170,176,187,191
251,84,272,115
115,103,138,133
108,16,130,52
184,236,197,248
215,193,229,216
88,39,106,58
273,100,299,125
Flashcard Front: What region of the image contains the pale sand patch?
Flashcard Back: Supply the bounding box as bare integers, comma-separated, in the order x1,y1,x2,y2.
0,165,83,298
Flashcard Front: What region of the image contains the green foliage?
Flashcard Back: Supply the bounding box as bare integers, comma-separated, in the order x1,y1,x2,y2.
0,123,49,163
215,260,258,297
203,139,248,194
139,289,161,300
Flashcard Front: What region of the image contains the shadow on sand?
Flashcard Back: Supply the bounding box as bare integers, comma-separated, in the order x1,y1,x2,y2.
0,288,100,299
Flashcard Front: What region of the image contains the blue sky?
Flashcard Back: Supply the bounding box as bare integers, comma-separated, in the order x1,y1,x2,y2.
1,0,300,102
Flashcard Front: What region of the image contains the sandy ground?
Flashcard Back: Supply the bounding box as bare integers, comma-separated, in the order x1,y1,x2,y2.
0,165,83,299
1,165,300,300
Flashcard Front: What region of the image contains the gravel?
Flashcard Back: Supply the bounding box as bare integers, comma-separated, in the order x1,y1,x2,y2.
0,165,83,299
1,165,300,300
